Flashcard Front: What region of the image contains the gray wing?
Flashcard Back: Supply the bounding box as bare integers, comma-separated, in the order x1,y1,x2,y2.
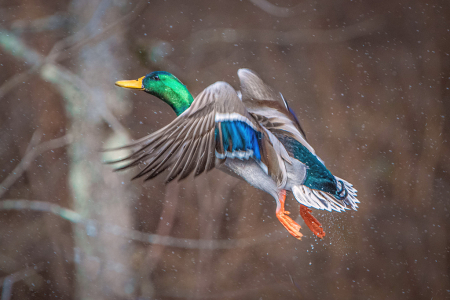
238,68,315,154
110,102,215,183
109,81,289,186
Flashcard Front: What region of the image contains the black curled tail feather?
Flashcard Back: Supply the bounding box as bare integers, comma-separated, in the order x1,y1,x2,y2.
334,177,359,210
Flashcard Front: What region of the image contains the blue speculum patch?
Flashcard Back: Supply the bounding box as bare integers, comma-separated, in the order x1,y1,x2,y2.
278,135,338,196
215,121,261,161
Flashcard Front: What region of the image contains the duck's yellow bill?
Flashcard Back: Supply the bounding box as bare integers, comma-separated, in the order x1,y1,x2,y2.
115,76,145,90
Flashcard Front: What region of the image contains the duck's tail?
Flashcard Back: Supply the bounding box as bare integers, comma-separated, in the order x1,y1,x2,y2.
292,176,359,213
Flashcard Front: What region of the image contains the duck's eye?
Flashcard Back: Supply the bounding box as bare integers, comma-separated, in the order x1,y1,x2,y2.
154,75,160,81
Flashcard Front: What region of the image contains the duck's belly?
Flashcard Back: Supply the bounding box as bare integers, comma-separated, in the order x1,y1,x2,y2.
216,158,279,200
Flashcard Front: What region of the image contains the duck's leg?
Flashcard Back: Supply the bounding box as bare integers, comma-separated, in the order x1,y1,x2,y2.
299,205,326,239
276,190,303,240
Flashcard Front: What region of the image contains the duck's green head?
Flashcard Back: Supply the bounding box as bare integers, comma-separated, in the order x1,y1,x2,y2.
115,71,194,116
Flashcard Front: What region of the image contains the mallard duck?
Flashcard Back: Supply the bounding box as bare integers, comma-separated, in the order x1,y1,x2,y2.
111,69,359,239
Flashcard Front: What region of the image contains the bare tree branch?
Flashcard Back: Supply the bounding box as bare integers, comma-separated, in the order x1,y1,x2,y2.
248,0,298,18
47,0,148,62
0,66,41,100
0,199,286,250
0,0,147,100
0,29,128,137
0,135,72,199
0,263,45,300
190,17,385,48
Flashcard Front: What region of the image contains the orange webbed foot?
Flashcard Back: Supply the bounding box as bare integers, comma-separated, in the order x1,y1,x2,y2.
300,205,326,239
276,191,303,240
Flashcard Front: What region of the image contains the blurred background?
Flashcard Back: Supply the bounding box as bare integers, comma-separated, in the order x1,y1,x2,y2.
0,0,449,299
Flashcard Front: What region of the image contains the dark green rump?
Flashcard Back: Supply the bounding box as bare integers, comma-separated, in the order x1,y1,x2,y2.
277,135,337,195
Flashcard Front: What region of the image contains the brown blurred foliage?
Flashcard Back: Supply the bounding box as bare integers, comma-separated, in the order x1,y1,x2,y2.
0,0,449,299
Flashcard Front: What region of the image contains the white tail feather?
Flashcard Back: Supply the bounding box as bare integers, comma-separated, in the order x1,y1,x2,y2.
292,176,359,213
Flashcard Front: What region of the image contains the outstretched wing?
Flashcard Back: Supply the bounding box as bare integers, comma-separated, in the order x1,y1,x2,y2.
108,81,290,186
238,68,314,154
